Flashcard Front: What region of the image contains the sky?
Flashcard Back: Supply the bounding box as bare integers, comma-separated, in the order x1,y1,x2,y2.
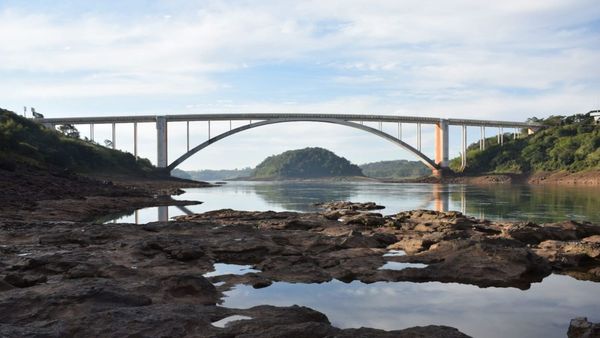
1,0,600,170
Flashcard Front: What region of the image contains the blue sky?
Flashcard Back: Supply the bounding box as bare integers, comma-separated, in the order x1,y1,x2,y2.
1,1,600,170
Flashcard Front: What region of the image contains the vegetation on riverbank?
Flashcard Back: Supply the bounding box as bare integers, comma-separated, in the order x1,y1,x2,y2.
172,167,253,181
252,147,363,179
359,159,430,179
450,113,600,174
0,108,155,175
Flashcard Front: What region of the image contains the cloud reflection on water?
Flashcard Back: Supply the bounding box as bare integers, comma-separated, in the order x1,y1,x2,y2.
106,182,600,224
222,274,600,338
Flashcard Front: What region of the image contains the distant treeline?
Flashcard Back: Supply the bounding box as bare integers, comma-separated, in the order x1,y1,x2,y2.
359,159,430,178
171,167,253,181
173,147,432,181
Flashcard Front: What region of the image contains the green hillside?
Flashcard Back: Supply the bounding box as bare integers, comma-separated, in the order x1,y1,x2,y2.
450,113,600,174
0,108,155,174
172,167,253,181
360,160,430,178
252,147,363,179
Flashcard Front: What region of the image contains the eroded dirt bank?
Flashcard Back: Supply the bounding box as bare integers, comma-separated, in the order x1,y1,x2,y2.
1,199,600,337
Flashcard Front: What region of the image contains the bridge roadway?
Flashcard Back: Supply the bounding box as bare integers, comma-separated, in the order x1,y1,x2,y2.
37,113,539,128
35,113,543,176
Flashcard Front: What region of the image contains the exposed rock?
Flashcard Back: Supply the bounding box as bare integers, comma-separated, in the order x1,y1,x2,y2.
503,221,600,245
316,201,385,211
340,212,385,227
331,326,472,338
2,198,600,337
3,273,47,288
567,317,600,338
398,238,551,289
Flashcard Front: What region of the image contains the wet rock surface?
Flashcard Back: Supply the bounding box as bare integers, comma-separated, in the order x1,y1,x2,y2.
0,164,207,222
2,196,600,336
568,317,600,338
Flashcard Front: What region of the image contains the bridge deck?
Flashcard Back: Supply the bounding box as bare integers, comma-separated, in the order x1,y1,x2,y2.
36,113,542,128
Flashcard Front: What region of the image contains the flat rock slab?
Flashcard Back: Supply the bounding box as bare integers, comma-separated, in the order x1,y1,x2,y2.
2,203,599,337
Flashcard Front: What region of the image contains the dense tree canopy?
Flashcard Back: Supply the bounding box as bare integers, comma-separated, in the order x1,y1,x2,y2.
450,114,600,173
253,147,363,179
359,160,430,178
0,108,154,174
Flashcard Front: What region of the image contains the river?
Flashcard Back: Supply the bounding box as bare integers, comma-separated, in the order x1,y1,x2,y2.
105,181,600,338
106,181,600,224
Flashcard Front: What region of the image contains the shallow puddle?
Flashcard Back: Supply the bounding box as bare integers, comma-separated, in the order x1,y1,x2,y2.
378,261,427,270
211,315,253,328
382,250,406,257
221,274,600,338
203,263,261,278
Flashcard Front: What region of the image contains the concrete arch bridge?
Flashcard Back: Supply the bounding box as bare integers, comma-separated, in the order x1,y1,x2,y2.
36,113,542,176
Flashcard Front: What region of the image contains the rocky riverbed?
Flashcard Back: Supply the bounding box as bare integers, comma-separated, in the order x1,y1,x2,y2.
0,164,209,222
2,195,600,337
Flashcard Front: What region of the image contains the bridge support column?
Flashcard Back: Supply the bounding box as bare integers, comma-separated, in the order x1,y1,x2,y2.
111,123,116,149
480,126,486,150
461,125,467,170
156,116,168,169
397,122,402,140
416,123,422,151
434,119,449,168
133,122,138,158
433,119,449,178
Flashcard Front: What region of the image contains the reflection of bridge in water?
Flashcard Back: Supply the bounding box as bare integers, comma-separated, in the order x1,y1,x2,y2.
115,184,600,224
36,113,542,176
141,184,481,223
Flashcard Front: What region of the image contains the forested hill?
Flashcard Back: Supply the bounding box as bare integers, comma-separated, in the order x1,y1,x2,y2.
450,113,600,174
252,147,363,179
360,160,430,178
0,108,155,174
172,167,253,181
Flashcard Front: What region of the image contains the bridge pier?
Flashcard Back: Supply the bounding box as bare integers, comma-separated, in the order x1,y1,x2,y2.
434,119,449,167
111,123,116,149
134,122,138,158
416,123,422,151
156,116,168,169
461,125,467,170
433,119,449,178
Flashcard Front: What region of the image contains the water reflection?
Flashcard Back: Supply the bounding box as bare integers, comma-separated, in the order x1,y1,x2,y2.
251,182,355,211
105,182,600,224
222,275,600,338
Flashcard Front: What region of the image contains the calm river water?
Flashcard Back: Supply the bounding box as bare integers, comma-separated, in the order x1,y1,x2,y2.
106,182,600,338
107,181,600,224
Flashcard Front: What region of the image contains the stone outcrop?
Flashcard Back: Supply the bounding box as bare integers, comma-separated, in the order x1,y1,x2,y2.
567,317,600,338
2,201,600,337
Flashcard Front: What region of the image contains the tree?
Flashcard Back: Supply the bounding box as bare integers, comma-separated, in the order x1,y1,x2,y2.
58,124,80,138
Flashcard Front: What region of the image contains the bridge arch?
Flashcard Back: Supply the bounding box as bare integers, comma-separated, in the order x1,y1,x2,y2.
166,118,440,172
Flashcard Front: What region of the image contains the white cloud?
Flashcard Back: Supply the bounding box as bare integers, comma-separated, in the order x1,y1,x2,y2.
1,1,599,168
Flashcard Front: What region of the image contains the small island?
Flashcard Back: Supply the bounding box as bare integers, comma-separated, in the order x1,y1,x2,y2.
249,147,364,180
